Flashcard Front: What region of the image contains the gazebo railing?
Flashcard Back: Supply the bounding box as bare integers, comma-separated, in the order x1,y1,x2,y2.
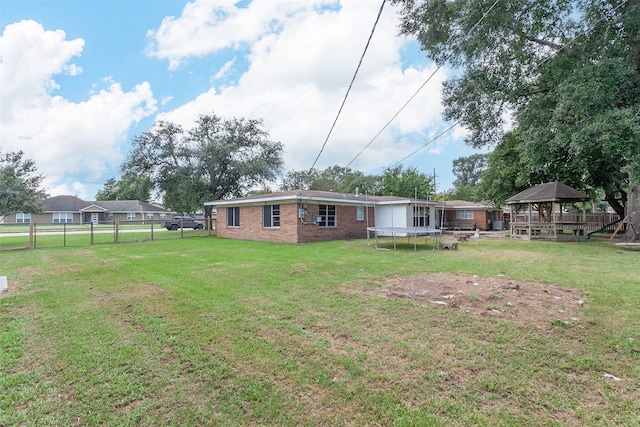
510,221,587,240
511,213,620,232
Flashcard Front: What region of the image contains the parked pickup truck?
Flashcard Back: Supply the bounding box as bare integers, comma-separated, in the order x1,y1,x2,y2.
163,216,204,230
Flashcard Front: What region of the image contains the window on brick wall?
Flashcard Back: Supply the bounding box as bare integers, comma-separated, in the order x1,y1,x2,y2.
263,205,280,228
319,204,336,227
456,210,474,220
227,207,240,226
356,206,364,221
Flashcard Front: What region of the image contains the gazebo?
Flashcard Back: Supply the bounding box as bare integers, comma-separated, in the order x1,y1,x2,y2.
506,182,590,241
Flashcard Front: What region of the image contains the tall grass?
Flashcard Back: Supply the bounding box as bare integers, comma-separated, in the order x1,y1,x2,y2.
1,236,638,426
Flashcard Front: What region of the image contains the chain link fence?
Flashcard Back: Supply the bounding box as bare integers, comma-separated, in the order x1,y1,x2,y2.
0,219,215,251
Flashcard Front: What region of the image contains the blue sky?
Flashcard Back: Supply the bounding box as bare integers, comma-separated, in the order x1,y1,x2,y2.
1,0,485,201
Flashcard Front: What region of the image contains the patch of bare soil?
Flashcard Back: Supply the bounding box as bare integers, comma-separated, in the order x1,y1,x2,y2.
369,273,585,329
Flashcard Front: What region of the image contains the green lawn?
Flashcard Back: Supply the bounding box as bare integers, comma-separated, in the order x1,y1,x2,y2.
1,236,638,426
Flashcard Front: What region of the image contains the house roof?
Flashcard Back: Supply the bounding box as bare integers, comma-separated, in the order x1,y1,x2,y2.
89,200,171,213
505,182,590,204
205,190,374,207
46,195,91,211
44,196,170,213
204,190,440,207
444,200,488,209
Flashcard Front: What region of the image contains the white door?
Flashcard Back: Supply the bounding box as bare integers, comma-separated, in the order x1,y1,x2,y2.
91,213,99,224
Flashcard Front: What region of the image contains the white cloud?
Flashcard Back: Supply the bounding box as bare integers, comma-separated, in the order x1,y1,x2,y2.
152,0,448,176
214,58,236,80
147,0,335,70
0,20,158,196
45,179,90,200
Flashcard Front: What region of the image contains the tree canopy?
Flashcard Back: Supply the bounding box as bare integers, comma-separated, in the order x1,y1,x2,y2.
95,173,153,202
445,153,488,202
394,0,640,240
122,114,284,215
0,149,47,221
279,166,380,194
378,165,435,199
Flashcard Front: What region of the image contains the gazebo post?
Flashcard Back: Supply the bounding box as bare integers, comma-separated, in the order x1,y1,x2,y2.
528,202,532,236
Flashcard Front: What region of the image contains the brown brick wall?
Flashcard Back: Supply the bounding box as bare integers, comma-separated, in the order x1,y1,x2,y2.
444,210,489,230
216,202,375,243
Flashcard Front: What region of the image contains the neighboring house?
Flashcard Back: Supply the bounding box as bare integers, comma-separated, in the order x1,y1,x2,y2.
204,190,443,244
443,200,502,231
5,195,172,224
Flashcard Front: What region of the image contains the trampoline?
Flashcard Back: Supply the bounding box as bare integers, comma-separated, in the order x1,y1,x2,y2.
367,226,441,251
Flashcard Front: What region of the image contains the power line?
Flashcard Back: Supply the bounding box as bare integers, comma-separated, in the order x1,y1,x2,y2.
388,122,459,168
344,0,500,169
310,0,386,170
353,0,628,172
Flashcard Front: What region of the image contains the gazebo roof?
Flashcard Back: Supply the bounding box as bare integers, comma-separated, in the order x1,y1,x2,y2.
505,182,590,204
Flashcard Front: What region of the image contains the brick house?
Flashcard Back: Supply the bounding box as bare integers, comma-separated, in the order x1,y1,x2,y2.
443,200,502,231
205,190,443,244
206,190,376,243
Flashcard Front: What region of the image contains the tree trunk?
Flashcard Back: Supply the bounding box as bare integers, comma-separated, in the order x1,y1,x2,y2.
604,191,626,218
623,0,640,242
622,183,640,242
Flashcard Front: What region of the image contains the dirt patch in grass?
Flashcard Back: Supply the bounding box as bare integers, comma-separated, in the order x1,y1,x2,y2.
366,273,586,329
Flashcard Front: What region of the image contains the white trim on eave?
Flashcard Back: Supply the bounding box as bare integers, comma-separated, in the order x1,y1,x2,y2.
205,194,376,207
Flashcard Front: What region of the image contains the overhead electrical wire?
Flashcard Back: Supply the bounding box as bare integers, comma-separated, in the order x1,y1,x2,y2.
365,0,630,172
310,0,386,170
344,0,501,171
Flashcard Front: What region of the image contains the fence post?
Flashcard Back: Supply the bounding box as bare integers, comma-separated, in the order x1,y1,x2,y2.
90,222,94,245
151,222,154,241
64,222,67,247
29,220,34,249
115,220,119,243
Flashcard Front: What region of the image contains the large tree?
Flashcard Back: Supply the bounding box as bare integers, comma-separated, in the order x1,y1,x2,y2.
394,0,640,241
446,153,488,202
280,166,380,194
95,173,153,202
378,165,435,199
122,114,284,216
0,149,47,222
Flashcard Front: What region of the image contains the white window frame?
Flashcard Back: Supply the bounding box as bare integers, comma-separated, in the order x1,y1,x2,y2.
456,210,474,220
227,207,240,227
16,212,31,223
159,213,167,219
263,205,280,228
127,212,136,221
319,204,336,227
413,206,429,227
52,213,73,223
146,213,154,220
356,206,364,221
